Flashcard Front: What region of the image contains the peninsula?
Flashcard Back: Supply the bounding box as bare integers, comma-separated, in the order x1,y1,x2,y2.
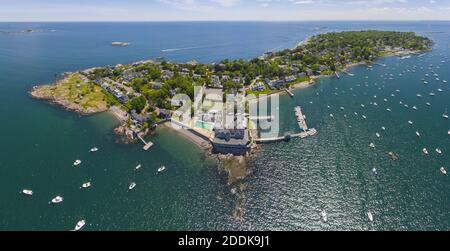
30,30,432,155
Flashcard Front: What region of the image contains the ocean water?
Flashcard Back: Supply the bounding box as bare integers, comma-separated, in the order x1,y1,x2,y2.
0,22,448,230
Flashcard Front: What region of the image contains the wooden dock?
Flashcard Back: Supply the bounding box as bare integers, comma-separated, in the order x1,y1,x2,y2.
137,134,154,151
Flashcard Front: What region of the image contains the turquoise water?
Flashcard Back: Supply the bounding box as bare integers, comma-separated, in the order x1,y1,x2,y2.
0,22,449,230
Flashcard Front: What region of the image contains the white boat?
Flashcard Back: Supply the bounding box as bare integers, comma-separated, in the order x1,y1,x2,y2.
73,220,86,231
368,212,374,222
22,189,33,196
135,164,142,171
437,89,443,92
81,182,91,189
423,148,429,155
73,160,82,166
376,133,381,138
408,121,413,125
369,143,375,148
413,106,418,110
372,168,378,175
426,102,431,106
387,108,392,112
128,182,136,191
443,80,448,83
329,114,334,118
362,115,367,120
440,167,447,175
448,130,450,136
436,148,442,155
381,127,386,131
443,113,449,119
429,92,436,96
90,147,98,153
50,196,63,204
416,94,422,97
321,210,328,222
158,166,166,173
416,131,421,137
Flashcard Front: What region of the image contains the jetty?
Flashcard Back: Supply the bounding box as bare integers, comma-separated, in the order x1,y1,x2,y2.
137,134,154,151
295,106,308,131
342,71,354,76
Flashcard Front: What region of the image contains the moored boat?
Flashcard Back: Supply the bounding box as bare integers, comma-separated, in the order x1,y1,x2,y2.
72,220,86,231
22,189,33,196
128,182,136,191
158,166,166,173
73,160,82,166
50,196,63,204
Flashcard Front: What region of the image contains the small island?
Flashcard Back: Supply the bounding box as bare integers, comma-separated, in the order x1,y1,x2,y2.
30,30,432,153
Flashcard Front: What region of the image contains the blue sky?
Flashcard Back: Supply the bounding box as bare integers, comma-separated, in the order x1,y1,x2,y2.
1,0,450,21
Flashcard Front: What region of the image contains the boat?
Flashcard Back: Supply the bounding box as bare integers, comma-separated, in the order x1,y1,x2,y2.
329,114,334,118
426,102,431,106
437,89,443,92
369,143,375,148
448,130,450,136
423,148,429,155
21,189,33,196
128,182,136,191
321,210,328,222
381,127,386,131
81,182,91,189
436,148,442,155
389,152,399,161
440,167,447,175
408,121,413,125
387,108,392,112
416,131,421,137
158,166,166,173
372,168,378,175
50,196,63,204
135,164,142,171
368,212,374,222
376,133,381,138
72,220,86,231
362,115,367,120
111,41,130,47
429,92,436,96
443,110,449,119
413,106,418,110
90,147,98,153
443,80,448,83
73,160,82,166
417,94,422,97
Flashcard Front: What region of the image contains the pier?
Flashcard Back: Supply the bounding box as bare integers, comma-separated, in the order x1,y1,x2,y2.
334,71,340,79
253,107,317,144
137,134,154,151
285,89,294,97
342,71,354,76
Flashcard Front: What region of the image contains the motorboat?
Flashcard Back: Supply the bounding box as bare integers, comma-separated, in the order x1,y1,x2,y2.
376,133,381,138
416,131,421,137
369,143,375,148
81,182,91,189
158,166,167,173
50,196,63,204
73,160,82,166
135,164,142,171
368,212,374,222
128,182,136,191
90,147,99,153
381,127,386,131
423,148,429,155
73,220,86,231
372,168,378,175
22,189,33,196
408,121,413,125
321,210,328,222
440,167,447,175
436,148,442,155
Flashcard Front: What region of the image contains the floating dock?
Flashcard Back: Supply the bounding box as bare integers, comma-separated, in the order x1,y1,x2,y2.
295,106,308,131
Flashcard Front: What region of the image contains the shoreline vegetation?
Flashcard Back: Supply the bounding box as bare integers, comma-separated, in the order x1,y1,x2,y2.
29,30,432,219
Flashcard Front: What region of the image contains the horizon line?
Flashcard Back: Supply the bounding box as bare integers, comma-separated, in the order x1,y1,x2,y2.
1,19,450,23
